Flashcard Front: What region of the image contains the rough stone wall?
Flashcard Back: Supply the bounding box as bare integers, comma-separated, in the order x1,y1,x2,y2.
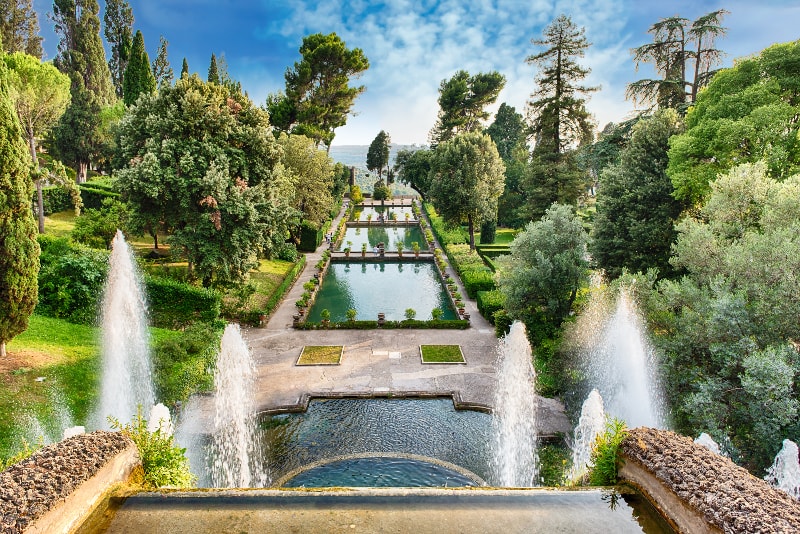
620,427,800,533
0,431,134,534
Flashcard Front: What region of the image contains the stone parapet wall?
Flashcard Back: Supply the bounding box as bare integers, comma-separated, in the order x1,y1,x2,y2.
0,431,138,534
619,427,800,533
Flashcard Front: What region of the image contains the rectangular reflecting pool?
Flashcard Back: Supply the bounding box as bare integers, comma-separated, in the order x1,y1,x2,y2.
352,205,414,221
307,261,457,322
338,225,425,252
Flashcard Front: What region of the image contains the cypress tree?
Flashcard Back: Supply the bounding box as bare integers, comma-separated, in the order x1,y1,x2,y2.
0,46,40,358
0,0,43,58
122,30,156,106
180,57,189,78
208,53,219,84
103,0,134,99
151,35,173,88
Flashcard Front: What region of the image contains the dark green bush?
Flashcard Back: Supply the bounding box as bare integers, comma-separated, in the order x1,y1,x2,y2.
275,242,298,262
79,183,119,210
424,202,468,245
38,185,73,215
36,236,108,325
461,267,495,298
71,199,130,249
479,219,496,244
298,220,322,252
477,290,505,324
145,276,221,329
493,309,513,337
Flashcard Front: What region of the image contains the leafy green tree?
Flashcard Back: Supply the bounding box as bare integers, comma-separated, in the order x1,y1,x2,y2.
668,40,800,206
486,103,529,228
2,52,72,232
207,53,219,84
429,70,505,145
429,132,505,250
496,203,588,341
115,75,295,286
372,179,391,201
394,147,433,199
486,103,527,161
122,30,156,106
576,118,638,196
590,109,684,279
71,197,129,249
0,0,42,58
151,35,173,88
268,32,369,151
0,52,39,357
277,132,333,227
641,162,800,470
524,14,597,220
366,130,390,178
102,0,133,99
627,10,727,110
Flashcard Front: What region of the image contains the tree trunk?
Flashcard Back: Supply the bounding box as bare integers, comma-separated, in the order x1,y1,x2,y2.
150,228,159,250
28,135,45,233
468,214,475,251
1,341,6,358
77,161,88,183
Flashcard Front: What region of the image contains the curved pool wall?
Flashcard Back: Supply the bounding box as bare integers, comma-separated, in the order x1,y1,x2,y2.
260,398,491,485
337,225,425,252
307,261,457,322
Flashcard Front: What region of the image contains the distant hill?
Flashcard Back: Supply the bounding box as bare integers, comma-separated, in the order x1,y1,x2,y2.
329,144,427,195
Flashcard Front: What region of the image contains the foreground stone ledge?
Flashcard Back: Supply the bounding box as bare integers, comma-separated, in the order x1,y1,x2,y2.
0,431,139,534
619,427,800,533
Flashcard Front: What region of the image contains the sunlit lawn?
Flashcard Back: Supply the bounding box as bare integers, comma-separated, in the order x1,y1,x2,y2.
43,210,77,238
297,345,343,365
474,227,517,246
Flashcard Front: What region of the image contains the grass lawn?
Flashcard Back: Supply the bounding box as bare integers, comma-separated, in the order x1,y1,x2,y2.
1,315,181,460
43,210,77,238
420,345,465,363
297,345,343,365
475,227,517,246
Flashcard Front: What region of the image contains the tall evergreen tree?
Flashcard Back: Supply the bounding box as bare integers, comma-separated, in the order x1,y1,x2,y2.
627,10,727,110
180,57,188,78
122,30,155,106
0,49,40,358
102,0,133,99
523,14,597,220
366,130,391,178
151,35,173,88
486,103,529,228
51,0,115,182
0,0,42,58
268,32,369,151
207,53,219,84
429,70,506,145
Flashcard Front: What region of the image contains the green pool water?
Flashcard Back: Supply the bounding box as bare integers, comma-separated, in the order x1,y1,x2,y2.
338,225,425,252
352,205,414,221
307,261,457,322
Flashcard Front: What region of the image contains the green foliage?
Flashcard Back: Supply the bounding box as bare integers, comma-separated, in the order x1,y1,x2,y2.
278,132,334,226
0,54,39,354
275,241,298,262
425,202,469,245
0,0,42,58
461,268,495,298
144,276,221,329
668,40,800,205
394,148,433,198
404,308,416,320
349,184,363,204
430,132,506,250
479,219,496,244
496,204,589,344
367,130,391,177
71,198,129,249
109,408,195,489
493,309,513,337
0,438,41,471
431,307,443,320
372,179,391,201
103,0,134,99
477,290,505,324
36,236,107,325
445,243,495,297
320,308,331,321
207,53,219,84
538,443,571,487
151,35,173,88
79,181,120,209
122,30,156,106
152,322,221,407
429,70,506,145
346,308,357,321
590,109,685,280
296,319,470,330
589,418,628,486
298,220,324,252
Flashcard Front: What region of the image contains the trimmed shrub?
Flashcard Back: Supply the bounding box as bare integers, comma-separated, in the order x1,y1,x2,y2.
461,267,495,298
493,309,513,337
424,202,468,245
480,219,496,244
298,220,323,252
79,183,119,210
145,276,221,329
38,185,73,215
477,290,505,324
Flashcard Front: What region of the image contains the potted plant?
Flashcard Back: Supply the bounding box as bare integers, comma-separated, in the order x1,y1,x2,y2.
320,308,331,327
344,246,351,257
405,212,411,223
412,241,420,257
346,308,357,322
367,213,373,223
361,243,367,257
396,241,403,257
431,308,443,321
404,308,416,321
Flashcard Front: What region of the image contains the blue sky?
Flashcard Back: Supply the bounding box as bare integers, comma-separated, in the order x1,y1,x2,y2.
33,0,800,145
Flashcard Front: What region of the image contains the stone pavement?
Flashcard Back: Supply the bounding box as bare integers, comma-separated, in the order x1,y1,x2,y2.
241,201,571,436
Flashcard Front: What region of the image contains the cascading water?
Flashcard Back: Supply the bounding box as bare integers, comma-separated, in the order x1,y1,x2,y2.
568,389,606,483
208,324,267,488
580,287,664,429
694,433,722,455
490,320,539,487
96,230,154,428
765,439,800,499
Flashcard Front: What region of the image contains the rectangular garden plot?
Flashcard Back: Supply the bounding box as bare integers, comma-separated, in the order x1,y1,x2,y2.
420,345,466,364
297,345,344,366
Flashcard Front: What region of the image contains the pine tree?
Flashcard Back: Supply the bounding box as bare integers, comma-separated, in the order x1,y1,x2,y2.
0,49,40,358
151,35,173,88
207,53,219,84
0,0,43,58
523,14,597,220
429,70,505,145
122,30,156,106
103,0,133,99
180,57,189,78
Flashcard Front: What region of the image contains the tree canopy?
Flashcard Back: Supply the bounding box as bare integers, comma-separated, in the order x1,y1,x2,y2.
667,40,800,206
151,35,173,88
267,32,368,151
394,147,433,199
429,70,505,145
366,130,391,178
277,132,334,227
429,132,505,250
115,75,296,286
102,0,133,99
486,103,529,228
0,0,42,58
0,51,39,357
122,30,156,106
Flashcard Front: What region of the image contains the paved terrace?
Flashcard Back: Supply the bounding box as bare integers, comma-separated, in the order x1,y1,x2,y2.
241,201,570,436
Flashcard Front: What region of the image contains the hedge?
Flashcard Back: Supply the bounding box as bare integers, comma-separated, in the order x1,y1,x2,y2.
444,243,496,297
423,202,468,245
79,184,119,210
298,219,333,252
38,185,73,215
144,276,221,329
477,290,505,325
461,268,495,298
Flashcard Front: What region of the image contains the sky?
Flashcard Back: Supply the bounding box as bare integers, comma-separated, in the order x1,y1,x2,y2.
32,0,800,146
